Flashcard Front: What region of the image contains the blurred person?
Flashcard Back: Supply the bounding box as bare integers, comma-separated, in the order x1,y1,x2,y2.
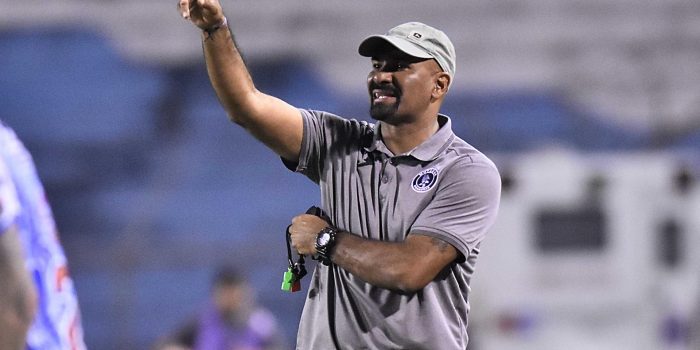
0,186,35,349
0,120,87,350
154,265,285,350
178,1,501,349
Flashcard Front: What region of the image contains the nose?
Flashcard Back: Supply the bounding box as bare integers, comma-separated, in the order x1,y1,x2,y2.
369,70,392,86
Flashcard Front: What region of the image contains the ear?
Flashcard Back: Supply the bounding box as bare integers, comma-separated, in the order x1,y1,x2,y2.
431,73,451,100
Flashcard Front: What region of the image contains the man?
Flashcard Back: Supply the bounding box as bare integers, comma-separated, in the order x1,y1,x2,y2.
179,2,501,349
154,265,285,350
0,121,87,350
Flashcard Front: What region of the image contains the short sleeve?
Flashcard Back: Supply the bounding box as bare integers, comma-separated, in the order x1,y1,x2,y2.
410,158,501,259
0,157,20,234
283,109,372,184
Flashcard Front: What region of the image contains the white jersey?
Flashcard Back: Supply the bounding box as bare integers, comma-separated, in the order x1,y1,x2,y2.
0,122,87,350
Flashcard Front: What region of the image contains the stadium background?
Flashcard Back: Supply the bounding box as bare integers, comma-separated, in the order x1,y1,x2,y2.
1,0,699,349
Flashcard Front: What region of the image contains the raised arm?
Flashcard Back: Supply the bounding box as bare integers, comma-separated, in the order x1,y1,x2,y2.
178,0,303,162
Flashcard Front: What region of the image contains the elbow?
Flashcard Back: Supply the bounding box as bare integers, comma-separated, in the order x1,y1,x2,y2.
372,256,439,293
226,111,244,126
225,103,250,126
390,269,432,294
396,280,430,295
223,89,263,126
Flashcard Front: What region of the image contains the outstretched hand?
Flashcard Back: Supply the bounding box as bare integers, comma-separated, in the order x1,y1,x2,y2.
177,0,225,30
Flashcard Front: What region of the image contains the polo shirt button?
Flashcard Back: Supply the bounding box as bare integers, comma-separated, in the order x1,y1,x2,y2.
382,176,390,183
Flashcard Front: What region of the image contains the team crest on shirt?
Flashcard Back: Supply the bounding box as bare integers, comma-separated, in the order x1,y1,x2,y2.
411,168,439,193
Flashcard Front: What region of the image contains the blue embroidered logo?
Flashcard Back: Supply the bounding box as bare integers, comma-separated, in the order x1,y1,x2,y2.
411,168,439,193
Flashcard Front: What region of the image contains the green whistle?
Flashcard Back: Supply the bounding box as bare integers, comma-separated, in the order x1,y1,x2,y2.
281,268,295,292
281,268,301,292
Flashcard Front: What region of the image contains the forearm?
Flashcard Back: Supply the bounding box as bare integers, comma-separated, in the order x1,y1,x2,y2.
0,227,37,350
290,214,457,293
330,232,457,293
331,232,418,292
178,1,258,123
198,19,303,161
201,24,259,125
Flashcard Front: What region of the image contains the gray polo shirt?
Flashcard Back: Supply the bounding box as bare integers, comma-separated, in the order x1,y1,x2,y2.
286,109,501,350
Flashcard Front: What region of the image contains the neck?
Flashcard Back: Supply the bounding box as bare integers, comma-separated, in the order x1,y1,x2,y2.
380,115,440,155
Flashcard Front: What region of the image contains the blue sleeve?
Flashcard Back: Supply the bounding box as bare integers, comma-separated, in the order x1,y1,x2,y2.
0,157,20,234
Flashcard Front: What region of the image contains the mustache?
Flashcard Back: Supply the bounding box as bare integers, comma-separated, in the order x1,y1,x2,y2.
369,82,400,96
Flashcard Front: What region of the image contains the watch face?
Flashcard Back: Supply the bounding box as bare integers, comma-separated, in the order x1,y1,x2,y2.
318,232,331,246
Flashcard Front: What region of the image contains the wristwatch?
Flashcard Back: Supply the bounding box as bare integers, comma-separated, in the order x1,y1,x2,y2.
315,226,338,266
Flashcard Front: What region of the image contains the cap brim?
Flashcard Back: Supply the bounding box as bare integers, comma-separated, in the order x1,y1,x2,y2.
358,35,433,59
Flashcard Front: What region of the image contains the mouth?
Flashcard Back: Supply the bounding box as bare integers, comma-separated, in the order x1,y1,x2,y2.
371,89,398,104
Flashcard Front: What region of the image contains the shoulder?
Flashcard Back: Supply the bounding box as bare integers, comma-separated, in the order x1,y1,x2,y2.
0,126,21,234
445,137,500,179
0,123,21,152
0,124,34,176
301,109,373,132
0,158,20,233
300,109,375,145
432,138,501,206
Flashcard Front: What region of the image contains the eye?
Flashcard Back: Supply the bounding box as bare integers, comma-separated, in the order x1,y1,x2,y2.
372,62,382,70
396,61,409,70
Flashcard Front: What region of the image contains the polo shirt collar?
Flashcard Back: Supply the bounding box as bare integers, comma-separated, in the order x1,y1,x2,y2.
364,114,455,162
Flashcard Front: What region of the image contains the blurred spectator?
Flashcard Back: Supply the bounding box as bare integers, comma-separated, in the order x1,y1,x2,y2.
154,265,285,350
0,212,35,350
0,120,87,349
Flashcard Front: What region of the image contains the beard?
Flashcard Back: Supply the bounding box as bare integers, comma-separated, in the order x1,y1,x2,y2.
369,101,399,121
368,82,400,121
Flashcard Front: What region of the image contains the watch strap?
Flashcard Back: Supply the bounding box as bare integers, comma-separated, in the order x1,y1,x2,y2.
315,226,337,266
